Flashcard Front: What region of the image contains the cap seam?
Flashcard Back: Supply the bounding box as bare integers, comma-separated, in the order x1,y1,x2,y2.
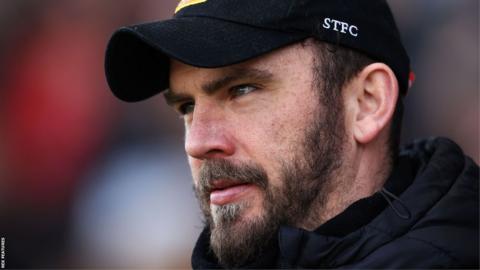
176,14,310,35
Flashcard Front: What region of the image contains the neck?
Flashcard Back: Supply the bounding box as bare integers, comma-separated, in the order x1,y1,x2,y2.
298,138,392,231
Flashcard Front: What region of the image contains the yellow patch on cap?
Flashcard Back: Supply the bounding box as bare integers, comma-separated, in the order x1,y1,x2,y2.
175,0,207,13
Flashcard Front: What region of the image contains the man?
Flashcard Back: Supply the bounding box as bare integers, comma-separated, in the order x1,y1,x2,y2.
104,0,479,268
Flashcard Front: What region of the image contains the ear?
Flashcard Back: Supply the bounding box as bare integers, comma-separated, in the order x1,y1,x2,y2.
351,63,399,144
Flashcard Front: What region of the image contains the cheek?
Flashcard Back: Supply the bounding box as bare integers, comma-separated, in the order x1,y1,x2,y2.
265,110,312,151
236,110,308,177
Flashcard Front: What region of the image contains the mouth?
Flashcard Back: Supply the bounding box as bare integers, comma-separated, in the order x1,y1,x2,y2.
209,179,256,205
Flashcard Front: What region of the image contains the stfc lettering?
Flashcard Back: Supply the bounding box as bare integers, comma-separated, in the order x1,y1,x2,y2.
322,18,358,37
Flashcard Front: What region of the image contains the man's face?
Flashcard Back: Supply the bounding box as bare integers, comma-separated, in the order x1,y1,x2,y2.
167,42,345,267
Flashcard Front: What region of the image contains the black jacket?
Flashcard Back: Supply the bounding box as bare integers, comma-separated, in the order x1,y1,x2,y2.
192,138,479,268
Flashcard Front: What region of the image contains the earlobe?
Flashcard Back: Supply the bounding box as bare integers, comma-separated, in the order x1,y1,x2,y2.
353,63,399,144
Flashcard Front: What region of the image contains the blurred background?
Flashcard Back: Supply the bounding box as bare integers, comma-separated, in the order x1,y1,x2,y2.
0,0,477,268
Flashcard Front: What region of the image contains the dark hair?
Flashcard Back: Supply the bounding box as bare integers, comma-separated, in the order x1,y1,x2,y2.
310,40,404,165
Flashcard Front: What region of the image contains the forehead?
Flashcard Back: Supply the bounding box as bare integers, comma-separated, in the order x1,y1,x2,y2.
168,41,316,89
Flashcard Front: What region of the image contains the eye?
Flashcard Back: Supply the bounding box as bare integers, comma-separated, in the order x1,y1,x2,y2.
230,84,258,98
178,101,195,115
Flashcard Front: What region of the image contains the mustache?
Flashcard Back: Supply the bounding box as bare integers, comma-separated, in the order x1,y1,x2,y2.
197,159,268,195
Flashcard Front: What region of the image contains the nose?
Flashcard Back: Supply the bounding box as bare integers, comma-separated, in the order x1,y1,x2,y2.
184,102,235,160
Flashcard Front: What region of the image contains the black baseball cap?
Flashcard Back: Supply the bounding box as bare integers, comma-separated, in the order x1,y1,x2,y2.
105,0,411,102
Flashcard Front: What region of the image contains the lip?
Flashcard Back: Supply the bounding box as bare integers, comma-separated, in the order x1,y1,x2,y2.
209,182,256,205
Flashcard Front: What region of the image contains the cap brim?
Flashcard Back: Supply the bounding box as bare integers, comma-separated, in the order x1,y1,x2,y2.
105,16,308,102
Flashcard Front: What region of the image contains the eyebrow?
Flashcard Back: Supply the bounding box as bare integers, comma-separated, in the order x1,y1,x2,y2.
164,67,274,106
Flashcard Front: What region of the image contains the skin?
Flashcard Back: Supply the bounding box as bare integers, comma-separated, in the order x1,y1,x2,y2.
166,41,399,231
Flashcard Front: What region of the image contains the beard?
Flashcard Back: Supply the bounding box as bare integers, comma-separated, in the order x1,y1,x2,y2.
193,98,345,268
